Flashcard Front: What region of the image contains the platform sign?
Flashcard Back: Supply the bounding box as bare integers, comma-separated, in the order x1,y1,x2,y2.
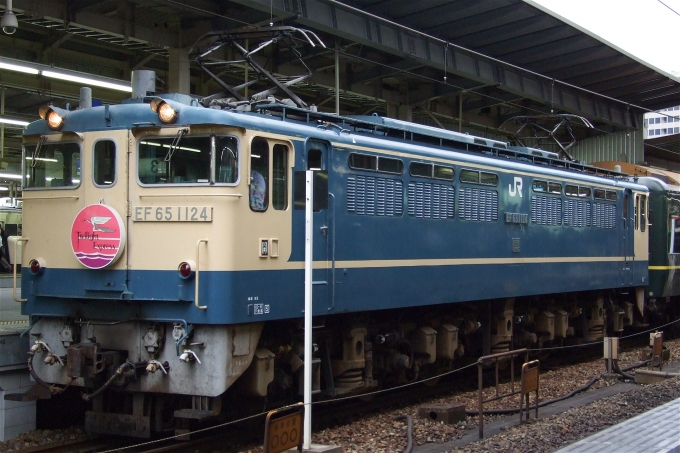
264,403,304,453
520,360,540,424
521,361,539,394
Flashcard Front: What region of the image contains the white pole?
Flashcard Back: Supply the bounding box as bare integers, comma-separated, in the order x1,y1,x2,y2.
304,170,314,449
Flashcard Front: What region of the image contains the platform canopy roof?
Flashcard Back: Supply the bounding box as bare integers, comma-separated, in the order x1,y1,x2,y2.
0,0,678,162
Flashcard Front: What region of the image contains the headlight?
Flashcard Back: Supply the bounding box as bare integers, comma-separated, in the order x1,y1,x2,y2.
38,106,66,131
46,111,64,130
150,99,178,124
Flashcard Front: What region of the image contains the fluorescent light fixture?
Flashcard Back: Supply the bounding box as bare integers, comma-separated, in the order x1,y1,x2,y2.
0,173,22,180
0,57,132,92
25,156,58,162
0,187,8,191
42,70,132,92
140,141,201,153
0,117,28,127
0,61,38,74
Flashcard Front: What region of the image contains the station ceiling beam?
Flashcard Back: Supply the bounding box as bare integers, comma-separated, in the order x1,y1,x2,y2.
230,0,637,130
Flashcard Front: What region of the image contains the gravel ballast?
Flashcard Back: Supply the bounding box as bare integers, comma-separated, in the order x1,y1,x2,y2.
0,338,677,453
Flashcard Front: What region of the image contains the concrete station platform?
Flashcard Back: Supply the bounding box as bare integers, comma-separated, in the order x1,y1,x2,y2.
414,360,680,453
552,349,680,453
554,396,680,453
0,275,35,441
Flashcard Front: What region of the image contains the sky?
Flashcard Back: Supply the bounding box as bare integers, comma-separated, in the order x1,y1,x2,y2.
530,0,680,76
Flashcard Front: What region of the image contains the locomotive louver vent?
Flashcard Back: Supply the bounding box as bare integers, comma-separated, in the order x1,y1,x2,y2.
407,182,455,219
592,203,616,229
459,187,498,222
531,196,562,225
563,199,591,227
347,175,403,217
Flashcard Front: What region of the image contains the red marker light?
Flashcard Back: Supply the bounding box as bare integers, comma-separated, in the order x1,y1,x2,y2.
178,261,195,279
29,258,45,275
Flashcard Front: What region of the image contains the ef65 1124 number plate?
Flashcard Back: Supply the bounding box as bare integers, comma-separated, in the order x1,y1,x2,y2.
132,206,213,222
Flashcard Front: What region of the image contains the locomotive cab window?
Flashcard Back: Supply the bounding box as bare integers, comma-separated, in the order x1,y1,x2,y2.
138,134,239,186
93,140,116,186
272,144,288,210
250,138,269,212
24,141,81,189
216,136,239,184
249,138,290,212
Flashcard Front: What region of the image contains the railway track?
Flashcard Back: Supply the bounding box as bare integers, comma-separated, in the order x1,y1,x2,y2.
12,435,107,453
7,331,676,453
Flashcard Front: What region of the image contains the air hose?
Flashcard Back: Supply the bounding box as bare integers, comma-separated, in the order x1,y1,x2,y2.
27,352,55,392
82,361,135,402
394,414,413,453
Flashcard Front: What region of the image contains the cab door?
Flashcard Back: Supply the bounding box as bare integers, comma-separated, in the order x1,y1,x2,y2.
633,192,648,283
77,131,130,290
304,139,332,312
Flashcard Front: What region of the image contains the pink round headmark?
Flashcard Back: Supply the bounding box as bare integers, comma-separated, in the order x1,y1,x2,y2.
71,204,126,269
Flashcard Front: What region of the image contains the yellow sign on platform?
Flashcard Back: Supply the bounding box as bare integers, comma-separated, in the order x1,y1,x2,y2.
264,403,304,453
522,362,539,394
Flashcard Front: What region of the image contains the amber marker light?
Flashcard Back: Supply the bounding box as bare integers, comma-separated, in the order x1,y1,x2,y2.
29,258,46,275
178,260,195,279
150,99,178,124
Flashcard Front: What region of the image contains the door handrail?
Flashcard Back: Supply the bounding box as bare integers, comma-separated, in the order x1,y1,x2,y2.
195,239,208,309
13,238,28,302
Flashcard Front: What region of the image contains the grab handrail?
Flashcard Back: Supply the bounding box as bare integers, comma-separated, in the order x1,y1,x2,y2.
195,239,208,309
13,238,28,302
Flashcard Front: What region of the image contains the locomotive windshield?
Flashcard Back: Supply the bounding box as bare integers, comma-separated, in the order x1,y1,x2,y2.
24,141,81,189
138,134,238,185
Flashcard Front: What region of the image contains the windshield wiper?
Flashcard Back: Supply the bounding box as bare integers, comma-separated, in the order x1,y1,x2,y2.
31,136,48,168
164,128,189,162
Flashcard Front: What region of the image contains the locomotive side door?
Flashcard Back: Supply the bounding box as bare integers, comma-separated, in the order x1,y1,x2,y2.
622,188,634,285
303,139,332,312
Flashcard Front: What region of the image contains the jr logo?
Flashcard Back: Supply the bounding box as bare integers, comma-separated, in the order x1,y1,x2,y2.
509,177,523,198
